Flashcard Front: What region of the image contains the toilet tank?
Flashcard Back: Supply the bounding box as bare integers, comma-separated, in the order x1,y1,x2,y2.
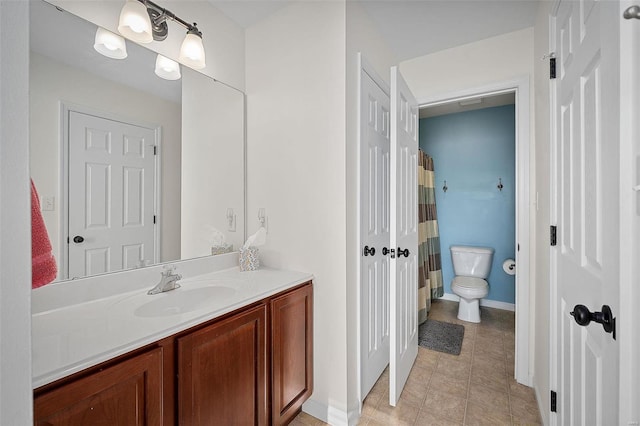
450,245,494,278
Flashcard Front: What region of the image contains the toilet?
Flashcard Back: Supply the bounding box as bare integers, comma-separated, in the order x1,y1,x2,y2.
450,245,494,323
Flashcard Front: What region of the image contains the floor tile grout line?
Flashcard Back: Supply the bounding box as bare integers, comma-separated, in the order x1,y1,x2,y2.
462,321,476,426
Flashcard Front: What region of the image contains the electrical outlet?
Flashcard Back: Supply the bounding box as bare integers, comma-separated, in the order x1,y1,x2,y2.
226,208,236,232
258,208,268,233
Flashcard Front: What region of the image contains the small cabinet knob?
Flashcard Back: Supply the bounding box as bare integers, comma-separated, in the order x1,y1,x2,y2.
73,235,85,244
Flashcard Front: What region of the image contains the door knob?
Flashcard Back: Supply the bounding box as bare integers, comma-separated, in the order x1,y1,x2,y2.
363,245,376,256
570,304,616,339
397,247,410,258
382,247,390,256
73,235,85,244
623,5,640,19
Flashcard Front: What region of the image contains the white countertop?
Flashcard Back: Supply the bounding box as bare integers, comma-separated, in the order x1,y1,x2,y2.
32,267,313,389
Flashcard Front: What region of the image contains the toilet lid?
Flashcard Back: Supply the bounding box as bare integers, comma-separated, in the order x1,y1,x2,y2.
452,276,488,289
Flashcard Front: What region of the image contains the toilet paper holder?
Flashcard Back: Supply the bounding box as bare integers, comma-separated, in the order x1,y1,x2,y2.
502,258,516,275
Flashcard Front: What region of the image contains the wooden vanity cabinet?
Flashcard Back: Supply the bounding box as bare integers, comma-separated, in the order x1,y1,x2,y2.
33,282,313,426
33,347,164,426
271,283,313,425
177,304,268,425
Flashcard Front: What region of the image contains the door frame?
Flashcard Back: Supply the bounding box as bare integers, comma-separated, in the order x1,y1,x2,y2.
618,0,640,422
59,102,162,279
356,53,391,405
416,77,532,386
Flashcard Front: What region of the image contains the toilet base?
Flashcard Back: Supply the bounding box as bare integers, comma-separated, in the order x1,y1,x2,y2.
457,297,482,323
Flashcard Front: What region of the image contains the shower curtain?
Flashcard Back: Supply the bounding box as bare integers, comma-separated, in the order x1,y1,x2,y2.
418,150,444,324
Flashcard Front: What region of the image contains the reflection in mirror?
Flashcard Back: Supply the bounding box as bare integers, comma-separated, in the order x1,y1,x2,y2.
29,1,245,281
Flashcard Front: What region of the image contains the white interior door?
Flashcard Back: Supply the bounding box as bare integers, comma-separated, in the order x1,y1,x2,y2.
552,0,620,423
360,67,391,399
68,111,157,278
389,66,419,406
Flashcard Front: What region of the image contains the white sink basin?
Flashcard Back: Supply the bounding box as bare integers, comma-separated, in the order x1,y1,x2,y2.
134,286,236,318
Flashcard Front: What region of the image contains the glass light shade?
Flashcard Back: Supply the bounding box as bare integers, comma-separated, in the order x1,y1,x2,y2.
118,0,153,44
154,54,181,80
94,27,128,59
178,33,206,69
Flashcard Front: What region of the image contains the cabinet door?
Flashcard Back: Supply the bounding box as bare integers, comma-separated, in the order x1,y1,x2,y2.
34,347,163,426
271,283,313,425
178,304,268,425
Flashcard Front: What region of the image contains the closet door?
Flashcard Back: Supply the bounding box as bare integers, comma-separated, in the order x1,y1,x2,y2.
360,63,391,400
389,66,419,406
551,0,621,423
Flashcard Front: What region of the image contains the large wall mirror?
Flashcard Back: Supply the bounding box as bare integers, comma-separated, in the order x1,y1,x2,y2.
30,0,245,281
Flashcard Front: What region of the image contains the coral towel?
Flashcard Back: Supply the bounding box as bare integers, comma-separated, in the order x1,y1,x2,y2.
31,179,57,288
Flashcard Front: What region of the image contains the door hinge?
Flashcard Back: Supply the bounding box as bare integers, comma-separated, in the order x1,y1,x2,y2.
550,225,557,246
153,145,157,155
153,215,157,224
550,57,557,79
550,390,557,412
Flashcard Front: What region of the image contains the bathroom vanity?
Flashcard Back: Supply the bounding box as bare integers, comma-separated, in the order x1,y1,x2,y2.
32,263,313,425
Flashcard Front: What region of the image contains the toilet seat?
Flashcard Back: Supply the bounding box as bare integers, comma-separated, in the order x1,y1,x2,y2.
451,276,489,299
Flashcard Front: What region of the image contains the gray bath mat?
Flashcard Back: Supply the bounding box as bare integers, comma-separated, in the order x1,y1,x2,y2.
418,319,464,355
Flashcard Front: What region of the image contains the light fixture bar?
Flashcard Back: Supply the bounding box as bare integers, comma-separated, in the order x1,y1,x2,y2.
118,0,206,69
137,0,202,40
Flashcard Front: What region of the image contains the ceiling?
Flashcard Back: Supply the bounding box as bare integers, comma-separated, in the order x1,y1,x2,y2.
209,0,541,62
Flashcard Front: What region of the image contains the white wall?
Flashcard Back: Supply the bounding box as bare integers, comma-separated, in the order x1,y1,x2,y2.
345,1,397,420
0,1,33,423
29,52,182,270
532,2,553,423
181,68,245,258
50,0,245,91
245,2,349,423
400,28,535,101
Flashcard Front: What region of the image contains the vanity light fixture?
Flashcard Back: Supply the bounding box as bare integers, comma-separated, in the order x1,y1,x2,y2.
178,28,206,70
117,0,206,69
94,27,128,59
154,54,181,80
118,0,153,43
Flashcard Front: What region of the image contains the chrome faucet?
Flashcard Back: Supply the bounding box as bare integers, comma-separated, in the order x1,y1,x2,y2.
148,266,182,295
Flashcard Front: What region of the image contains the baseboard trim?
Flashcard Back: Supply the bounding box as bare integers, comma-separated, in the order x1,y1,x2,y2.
440,292,516,312
533,378,549,426
302,398,360,426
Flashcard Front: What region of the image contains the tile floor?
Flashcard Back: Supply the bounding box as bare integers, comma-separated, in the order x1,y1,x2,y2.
291,299,542,426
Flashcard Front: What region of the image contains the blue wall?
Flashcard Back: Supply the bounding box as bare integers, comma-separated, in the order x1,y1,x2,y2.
419,105,516,304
